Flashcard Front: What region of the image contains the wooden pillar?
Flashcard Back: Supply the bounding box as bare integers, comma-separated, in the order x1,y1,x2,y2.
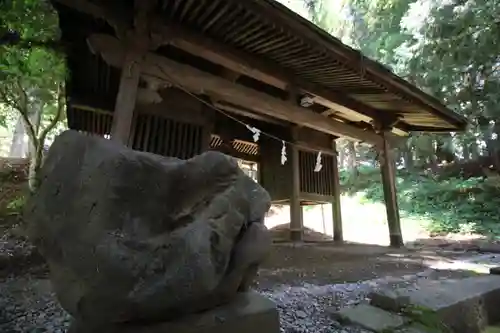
331,139,343,242
110,52,142,145
380,131,404,247
201,107,215,153
289,126,303,241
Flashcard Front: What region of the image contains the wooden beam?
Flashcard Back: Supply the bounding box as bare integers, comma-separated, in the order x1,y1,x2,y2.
54,2,413,133
321,109,337,116
213,119,254,145
213,102,284,126
110,52,142,144
295,141,335,155
313,96,373,123
54,0,463,131
379,131,403,247
232,0,466,130
295,127,336,153
331,139,343,242
298,193,334,204
158,24,288,90
220,68,241,82
134,0,156,33
88,34,383,146
289,125,303,241
155,23,391,127
213,105,336,153
107,0,155,145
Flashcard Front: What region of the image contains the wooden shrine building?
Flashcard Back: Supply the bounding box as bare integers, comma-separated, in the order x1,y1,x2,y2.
50,0,467,247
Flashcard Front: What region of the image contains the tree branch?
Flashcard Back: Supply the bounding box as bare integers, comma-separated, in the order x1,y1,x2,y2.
39,83,65,145
0,85,37,150
13,80,39,149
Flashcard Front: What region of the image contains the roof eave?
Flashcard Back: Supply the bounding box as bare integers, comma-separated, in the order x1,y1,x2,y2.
257,0,468,131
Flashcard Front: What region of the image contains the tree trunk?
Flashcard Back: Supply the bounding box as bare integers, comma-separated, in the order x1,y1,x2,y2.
402,146,414,170
28,101,44,158
17,109,40,193
462,141,470,160
346,141,358,177
470,140,480,160
28,146,44,193
338,145,345,169
492,121,500,170
484,125,496,159
9,116,28,158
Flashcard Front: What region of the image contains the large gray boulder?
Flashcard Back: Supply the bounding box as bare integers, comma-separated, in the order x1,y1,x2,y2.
24,130,272,327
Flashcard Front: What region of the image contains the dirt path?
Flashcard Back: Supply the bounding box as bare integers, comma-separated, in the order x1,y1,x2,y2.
256,243,482,289
0,241,493,333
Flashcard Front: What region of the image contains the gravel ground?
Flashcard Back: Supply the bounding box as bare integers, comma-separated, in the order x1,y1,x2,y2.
0,277,70,333
0,241,495,333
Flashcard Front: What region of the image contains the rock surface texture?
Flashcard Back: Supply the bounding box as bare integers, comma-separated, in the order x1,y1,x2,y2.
24,130,272,328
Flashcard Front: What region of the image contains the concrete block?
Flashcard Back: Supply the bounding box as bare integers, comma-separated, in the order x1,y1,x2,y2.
369,289,411,312
489,267,500,275
69,291,280,333
332,304,406,332
389,276,500,333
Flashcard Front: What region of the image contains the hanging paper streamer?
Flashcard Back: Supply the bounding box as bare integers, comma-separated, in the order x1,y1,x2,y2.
246,125,261,142
280,140,287,165
314,151,323,172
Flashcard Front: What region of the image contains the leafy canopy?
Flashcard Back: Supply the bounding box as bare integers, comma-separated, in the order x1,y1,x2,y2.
0,0,66,132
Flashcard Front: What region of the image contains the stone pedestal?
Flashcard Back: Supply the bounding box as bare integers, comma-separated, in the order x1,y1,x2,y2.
69,291,280,333
369,276,500,333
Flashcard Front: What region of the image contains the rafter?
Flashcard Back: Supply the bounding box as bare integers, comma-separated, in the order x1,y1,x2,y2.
87,33,384,146
51,1,410,132
153,23,388,124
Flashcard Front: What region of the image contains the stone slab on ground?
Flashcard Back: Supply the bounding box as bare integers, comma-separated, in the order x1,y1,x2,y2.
370,275,500,333
489,267,500,275
395,324,433,333
69,291,280,333
369,289,410,312
332,304,406,332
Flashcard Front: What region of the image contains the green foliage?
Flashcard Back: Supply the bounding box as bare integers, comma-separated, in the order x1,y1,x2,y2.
296,0,500,236
0,0,65,129
0,0,64,100
340,165,382,193
401,304,452,333
298,0,500,168
341,167,500,236
6,194,26,214
0,0,66,193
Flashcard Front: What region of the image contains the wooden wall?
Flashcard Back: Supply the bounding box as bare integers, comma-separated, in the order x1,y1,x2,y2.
299,151,334,197
70,88,337,204
130,113,205,159
259,135,292,202
130,88,211,159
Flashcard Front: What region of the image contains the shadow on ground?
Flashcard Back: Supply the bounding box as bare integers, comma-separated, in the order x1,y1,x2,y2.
256,242,485,290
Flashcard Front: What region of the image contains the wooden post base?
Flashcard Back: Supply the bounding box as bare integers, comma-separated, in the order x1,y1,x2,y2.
379,131,403,249
290,229,303,242
389,235,404,248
